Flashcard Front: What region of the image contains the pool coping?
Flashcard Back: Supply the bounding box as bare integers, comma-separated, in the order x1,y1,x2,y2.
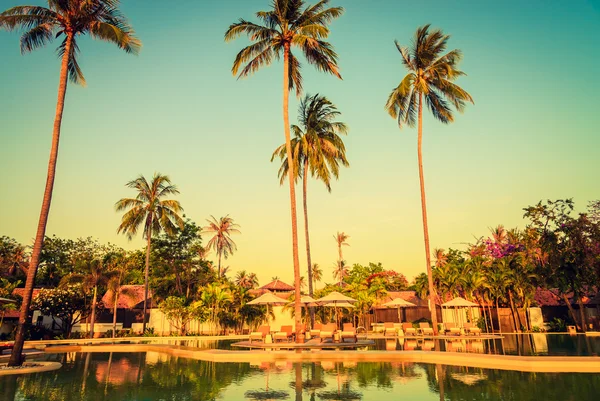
0,362,62,376
43,343,600,373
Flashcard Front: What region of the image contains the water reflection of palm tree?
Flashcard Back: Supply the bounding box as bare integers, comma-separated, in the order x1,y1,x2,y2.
317,363,362,400
245,362,289,401
289,363,328,401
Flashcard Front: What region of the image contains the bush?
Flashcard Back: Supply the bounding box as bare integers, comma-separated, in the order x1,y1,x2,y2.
548,317,567,332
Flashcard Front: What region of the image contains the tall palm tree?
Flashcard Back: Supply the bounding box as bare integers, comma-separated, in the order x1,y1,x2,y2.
334,232,350,263
225,0,344,341
115,173,184,333
272,94,349,297
203,215,241,278
311,263,323,290
385,25,473,334
1,0,140,367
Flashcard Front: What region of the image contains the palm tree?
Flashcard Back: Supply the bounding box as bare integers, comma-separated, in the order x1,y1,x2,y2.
334,232,350,263
106,251,137,338
60,257,111,339
203,216,241,278
333,260,348,286
201,283,232,334
115,173,184,333
1,0,140,367
272,94,349,297
225,0,344,341
385,25,473,334
235,270,259,289
311,263,323,290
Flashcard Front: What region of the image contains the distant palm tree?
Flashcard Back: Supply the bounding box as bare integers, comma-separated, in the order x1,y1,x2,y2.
1,0,140,367
225,0,344,341
106,253,137,338
115,173,184,333
235,270,259,289
385,25,473,334
203,215,241,278
433,248,448,268
272,94,349,297
60,256,112,339
334,232,350,263
311,263,323,290
333,260,348,286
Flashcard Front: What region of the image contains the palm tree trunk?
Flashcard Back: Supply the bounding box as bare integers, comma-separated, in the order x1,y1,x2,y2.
302,160,316,327
143,225,152,334
112,288,119,338
417,93,439,335
496,299,503,334
577,297,587,333
8,33,73,367
218,251,222,278
508,291,519,332
562,294,581,331
283,43,302,342
89,285,98,339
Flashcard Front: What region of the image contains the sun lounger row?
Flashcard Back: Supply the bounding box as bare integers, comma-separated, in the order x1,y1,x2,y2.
249,323,359,344
380,322,482,336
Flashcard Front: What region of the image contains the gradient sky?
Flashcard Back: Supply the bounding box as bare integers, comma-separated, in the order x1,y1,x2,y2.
1,0,599,286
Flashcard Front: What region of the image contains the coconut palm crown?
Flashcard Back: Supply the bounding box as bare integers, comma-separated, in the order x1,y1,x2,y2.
203,215,241,278
272,94,349,190
385,24,473,127
225,0,343,94
0,0,141,86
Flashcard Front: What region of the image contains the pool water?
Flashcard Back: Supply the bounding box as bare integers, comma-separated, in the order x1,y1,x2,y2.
1,352,599,401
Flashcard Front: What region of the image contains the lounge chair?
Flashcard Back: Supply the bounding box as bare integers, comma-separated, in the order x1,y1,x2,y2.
310,322,322,338
318,323,337,343
384,322,397,337
249,325,270,343
421,340,435,351
341,323,357,343
402,322,416,336
464,322,481,336
444,322,461,336
273,325,294,342
419,322,434,336
404,339,418,350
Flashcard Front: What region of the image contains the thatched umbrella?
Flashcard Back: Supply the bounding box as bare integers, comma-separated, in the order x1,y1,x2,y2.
442,297,478,327
382,298,416,323
288,295,318,329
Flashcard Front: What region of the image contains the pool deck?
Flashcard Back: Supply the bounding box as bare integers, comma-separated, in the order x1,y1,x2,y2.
42,342,600,373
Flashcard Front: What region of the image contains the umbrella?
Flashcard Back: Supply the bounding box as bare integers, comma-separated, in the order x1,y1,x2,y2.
382,298,416,323
450,372,488,385
316,292,356,304
441,297,478,327
315,293,356,329
247,292,287,324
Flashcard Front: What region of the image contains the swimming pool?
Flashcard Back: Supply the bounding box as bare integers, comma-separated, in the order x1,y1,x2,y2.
1,352,598,400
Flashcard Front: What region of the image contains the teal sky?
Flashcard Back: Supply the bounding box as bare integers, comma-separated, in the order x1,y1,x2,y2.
1,0,599,286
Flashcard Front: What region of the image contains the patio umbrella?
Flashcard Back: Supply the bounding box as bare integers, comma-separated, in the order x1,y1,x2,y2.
320,301,354,329
316,292,357,329
247,292,287,324
441,297,478,327
382,298,416,323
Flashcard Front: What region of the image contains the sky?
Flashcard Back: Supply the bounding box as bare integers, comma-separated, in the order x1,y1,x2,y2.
1,0,599,286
